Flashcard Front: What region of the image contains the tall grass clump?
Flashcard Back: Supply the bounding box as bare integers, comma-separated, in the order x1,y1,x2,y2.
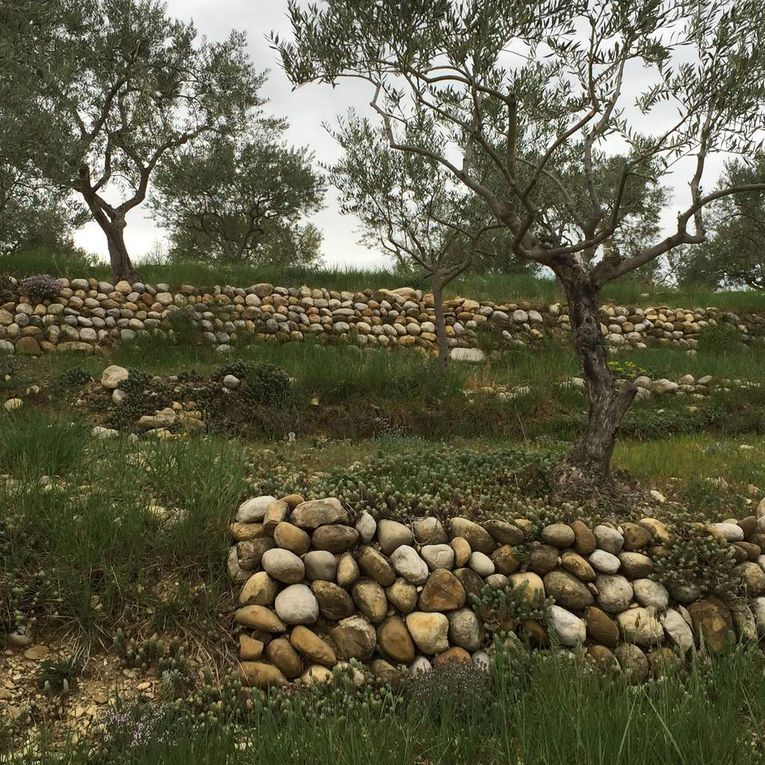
0,413,90,477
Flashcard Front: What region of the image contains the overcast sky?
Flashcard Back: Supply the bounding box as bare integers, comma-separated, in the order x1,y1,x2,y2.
73,1,727,270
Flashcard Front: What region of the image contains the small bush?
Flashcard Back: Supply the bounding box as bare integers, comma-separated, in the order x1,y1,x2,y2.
0,274,18,303
243,362,292,406
57,366,93,386
698,322,744,355
20,273,61,300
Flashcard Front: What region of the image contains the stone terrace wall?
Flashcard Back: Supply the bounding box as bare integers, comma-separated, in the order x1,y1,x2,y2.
229,495,765,687
1,277,763,357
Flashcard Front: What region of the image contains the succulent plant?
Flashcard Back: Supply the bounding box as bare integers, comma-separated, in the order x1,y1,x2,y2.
20,273,61,300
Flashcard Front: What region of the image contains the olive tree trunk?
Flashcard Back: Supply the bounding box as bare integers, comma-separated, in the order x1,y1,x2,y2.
554,262,636,485
431,277,449,372
103,216,139,284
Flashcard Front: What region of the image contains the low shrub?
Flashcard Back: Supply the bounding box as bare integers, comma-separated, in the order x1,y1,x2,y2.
20,273,61,300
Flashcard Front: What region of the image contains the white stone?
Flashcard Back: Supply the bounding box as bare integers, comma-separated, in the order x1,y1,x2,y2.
378,519,413,554
754,597,765,638
421,544,455,571
447,608,483,651
596,575,633,614
101,365,129,389
593,525,624,554
274,584,319,625
660,608,694,652
548,605,586,646
91,426,119,440
4,398,22,412
222,374,240,389
473,651,490,671
303,550,337,581
409,656,433,675
632,579,669,609
390,545,429,584
261,548,305,584
710,522,744,541
449,347,485,363
468,551,495,576
236,496,276,523
355,511,377,543
589,549,621,573
617,608,664,647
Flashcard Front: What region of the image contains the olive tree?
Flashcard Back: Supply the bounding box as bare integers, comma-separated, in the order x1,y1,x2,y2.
273,0,765,487
0,0,262,281
675,157,765,290
152,125,325,266
330,115,503,369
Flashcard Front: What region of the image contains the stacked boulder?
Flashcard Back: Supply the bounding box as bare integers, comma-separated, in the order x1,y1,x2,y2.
229,495,765,687
0,277,761,356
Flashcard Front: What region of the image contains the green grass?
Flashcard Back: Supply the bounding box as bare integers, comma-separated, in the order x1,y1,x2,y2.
3,248,765,311
26,649,765,764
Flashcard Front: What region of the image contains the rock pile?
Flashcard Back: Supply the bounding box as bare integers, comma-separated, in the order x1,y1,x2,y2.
230,495,765,687
0,278,761,355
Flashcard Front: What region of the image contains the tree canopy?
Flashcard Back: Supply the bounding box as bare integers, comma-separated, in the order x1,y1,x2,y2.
152,124,325,266
675,157,765,290
0,0,262,280
274,0,765,483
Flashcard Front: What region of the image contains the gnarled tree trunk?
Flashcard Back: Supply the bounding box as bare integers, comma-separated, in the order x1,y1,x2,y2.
553,260,637,487
103,215,139,284
431,276,449,372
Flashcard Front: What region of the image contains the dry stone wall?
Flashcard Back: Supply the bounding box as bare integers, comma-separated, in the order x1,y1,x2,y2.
229,494,765,687
0,277,762,357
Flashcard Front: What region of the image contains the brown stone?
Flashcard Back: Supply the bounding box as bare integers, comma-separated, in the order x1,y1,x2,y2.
453,568,485,600
311,581,355,620
571,520,597,555
352,580,388,623
239,661,287,688
330,616,377,661
735,561,765,595
614,644,649,682
230,522,269,542
419,570,466,611
541,523,575,548
450,517,496,554
234,606,286,633
491,545,521,575
647,647,679,678
638,518,670,544
434,647,472,667
312,524,360,553
239,572,280,606
560,551,596,581
508,572,546,607
263,500,289,532
543,570,593,609
482,519,525,545
289,626,337,667
386,578,418,614
378,616,416,664
584,606,619,648
291,498,349,529
266,637,303,678
336,552,360,588
280,493,305,509
358,546,396,586
687,597,734,653
371,658,402,685
236,538,275,571
520,619,548,647
587,644,619,671
273,522,310,555
622,523,652,551
15,336,41,355
528,544,559,575
618,552,654,578
450,537,471,567
734,541,762,561
238,634,264,660
738,516,758,538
